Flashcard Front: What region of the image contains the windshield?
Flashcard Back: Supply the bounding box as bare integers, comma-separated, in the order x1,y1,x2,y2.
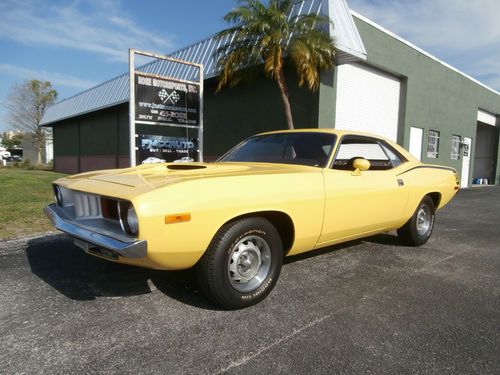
218,132,336,167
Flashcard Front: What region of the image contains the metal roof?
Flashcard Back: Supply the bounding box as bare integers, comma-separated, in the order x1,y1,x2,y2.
41,0,366,126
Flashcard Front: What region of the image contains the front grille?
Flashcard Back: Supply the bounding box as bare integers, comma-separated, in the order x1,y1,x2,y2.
53,184,137,239
73,192,102,218
101,197,119,220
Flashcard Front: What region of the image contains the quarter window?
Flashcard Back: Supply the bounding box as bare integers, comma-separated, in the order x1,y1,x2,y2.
380,142,406,167
427,130,440,158
451,135,461,160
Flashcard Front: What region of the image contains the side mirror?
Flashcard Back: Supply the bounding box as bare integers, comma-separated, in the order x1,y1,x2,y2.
351,158,370,176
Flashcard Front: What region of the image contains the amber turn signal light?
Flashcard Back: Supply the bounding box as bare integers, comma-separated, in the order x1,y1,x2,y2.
165,213,191,224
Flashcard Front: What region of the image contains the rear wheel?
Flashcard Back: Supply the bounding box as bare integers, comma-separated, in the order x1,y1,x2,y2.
397,196,435,246
197,217,283,309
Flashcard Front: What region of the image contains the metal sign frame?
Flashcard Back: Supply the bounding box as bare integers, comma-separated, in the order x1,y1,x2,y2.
129,48,204,166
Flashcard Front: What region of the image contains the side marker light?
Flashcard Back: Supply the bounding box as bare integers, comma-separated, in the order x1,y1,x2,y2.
165,213,191,224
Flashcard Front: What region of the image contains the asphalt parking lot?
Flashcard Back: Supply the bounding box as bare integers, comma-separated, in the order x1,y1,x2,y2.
1,187,499,374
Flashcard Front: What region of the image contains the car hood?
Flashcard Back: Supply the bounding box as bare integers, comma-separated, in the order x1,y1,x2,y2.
60,162,318,190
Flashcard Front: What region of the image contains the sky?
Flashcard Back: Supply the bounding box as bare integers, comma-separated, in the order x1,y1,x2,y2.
0,0,499,132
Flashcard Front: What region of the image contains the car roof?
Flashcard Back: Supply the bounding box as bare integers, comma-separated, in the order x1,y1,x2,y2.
258,128,388,141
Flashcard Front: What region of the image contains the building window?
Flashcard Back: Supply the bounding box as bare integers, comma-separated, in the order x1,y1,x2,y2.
451,135,461,160
427,130,440,158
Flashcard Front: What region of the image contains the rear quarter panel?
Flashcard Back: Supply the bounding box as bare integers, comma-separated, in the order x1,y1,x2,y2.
397,165,458,226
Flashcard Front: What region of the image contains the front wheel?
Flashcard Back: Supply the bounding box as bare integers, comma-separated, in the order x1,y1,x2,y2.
197,217,283,309
397,196,436,246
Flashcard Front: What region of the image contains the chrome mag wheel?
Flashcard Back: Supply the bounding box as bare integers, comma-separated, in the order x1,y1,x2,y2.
416,204,432,236
227,235,271,292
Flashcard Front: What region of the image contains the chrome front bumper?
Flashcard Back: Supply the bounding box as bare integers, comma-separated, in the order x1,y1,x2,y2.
44,204,147,258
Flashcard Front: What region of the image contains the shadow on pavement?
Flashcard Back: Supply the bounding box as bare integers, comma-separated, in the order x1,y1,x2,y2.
284,239,362,264
26,232,400,308
25,234,219,310
284,232,403,264
362,232,402,246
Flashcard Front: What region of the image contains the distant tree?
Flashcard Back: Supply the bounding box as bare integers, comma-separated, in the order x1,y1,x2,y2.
4,80,57,164
0,132,23,149
214,0,336,129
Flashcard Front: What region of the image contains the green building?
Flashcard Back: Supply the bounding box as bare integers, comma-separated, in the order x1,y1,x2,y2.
41,0,500,187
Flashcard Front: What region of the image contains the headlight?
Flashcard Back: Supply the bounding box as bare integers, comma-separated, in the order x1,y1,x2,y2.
126,205,139,236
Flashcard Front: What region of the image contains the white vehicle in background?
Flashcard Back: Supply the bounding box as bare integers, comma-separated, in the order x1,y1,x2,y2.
141,157,166,164
0,149,11,159
174,157,195,163
141,156,194,164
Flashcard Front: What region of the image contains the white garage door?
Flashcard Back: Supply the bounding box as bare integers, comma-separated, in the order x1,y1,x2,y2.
335,63,401,142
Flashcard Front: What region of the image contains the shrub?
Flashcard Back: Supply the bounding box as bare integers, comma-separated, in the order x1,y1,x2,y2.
20,159,35,170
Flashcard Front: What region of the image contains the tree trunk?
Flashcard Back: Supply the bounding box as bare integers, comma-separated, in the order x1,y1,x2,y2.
276,69,294,130
36,129,43,165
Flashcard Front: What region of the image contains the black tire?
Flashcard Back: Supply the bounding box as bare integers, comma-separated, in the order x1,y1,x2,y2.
196,217,283,309
397,196,436,246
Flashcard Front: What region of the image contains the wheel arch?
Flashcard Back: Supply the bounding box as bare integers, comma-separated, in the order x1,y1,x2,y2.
218,211,295,254
426,192,442,209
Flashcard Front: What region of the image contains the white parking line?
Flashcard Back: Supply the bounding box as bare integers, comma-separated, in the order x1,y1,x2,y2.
213,314,332,374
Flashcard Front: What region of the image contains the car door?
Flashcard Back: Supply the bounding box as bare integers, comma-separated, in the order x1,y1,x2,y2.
317,136,409,246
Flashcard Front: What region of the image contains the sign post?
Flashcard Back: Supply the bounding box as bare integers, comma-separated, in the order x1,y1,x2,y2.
128,48,203,166
129,49,136,166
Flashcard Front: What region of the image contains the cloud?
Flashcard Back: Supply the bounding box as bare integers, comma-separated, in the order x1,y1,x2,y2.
0,64,98,90
347,0,500,91
0,0,175,63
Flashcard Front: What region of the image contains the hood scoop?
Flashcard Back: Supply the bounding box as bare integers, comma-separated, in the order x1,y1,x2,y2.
166,164,207,170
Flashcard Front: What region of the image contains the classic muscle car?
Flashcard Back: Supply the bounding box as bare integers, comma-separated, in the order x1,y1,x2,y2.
44,129,459,309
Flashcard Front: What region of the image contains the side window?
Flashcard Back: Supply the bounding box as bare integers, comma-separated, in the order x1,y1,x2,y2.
379,142,407,167
332,137,393,170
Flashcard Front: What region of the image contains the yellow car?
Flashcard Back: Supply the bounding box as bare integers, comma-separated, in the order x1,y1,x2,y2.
44,129,459,309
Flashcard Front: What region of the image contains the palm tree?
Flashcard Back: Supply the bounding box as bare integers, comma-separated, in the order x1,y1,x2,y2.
214,0,336,129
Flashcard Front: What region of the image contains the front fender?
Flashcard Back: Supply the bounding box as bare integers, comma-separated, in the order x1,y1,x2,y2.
133,172,325,269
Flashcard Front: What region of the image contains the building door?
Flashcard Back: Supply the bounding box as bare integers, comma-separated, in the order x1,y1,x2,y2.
335,63,401,142
473,122,497,184
461,137,472,187
409,127,423,160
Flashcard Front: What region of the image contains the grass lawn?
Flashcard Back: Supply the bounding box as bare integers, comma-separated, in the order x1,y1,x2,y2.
0,168,66,240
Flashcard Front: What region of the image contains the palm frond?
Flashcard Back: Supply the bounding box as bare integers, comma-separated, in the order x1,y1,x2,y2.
215,39,263,92
289,13,333,32
287,30,336,90
274,0,294,15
